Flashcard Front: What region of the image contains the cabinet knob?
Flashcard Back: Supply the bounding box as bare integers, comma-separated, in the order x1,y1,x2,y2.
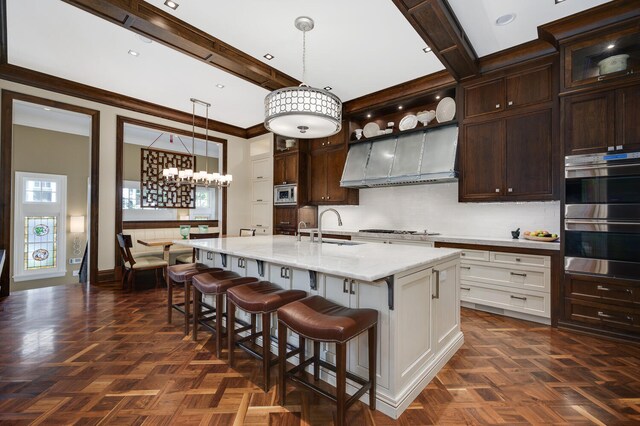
495,188,500,193
327,141,331,145
496,104,501,109
508,188,513,193
321,196,325,200
507,101,513,106
326,196,330,200
322,142,325,146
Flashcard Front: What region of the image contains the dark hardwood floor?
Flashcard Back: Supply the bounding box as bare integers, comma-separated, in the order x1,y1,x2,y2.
1,282,639,425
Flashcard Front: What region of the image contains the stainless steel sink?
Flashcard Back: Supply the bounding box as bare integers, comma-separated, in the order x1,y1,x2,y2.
321,240,363,246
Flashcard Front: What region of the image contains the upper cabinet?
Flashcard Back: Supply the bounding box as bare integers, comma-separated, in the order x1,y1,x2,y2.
561,26,639,93
273,153,298,185
463,64,553,119
564,85,640,155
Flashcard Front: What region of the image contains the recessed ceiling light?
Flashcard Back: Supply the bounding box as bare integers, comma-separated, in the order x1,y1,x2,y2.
43,107,51,111
263,53,274,60
216,84,225,89
164,0,179,10
495,13,516,26
324,86,332,91
423,46,432,53
398,105,403,110
555,0,566,3
607,43,615,49
366,113,372,118
128,49,139,57
435,95,441,100
137,35,152,44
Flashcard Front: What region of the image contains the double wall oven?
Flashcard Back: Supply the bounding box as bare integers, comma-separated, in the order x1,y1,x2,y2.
564,151,640,280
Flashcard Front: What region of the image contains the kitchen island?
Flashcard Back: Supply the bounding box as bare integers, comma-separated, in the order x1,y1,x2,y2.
179,235,463,419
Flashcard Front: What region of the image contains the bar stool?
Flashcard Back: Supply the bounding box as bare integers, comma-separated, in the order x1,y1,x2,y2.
166,263,220,335
226,281,307,390
277,295,377,426
192,273,260,358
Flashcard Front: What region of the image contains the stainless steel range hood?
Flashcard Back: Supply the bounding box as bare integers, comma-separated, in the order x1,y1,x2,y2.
340,124,458,188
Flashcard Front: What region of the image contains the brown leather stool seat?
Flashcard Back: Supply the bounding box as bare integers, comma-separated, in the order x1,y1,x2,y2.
191,273,259,358
226,281,307,390
166,263,220,335
277,296,378,426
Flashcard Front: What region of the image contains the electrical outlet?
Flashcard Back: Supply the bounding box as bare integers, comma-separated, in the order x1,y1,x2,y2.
69,258,82,265
72,270,80,277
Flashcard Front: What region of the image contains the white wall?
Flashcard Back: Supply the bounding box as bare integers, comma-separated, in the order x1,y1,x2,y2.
320,182,560,238
0,79,252,273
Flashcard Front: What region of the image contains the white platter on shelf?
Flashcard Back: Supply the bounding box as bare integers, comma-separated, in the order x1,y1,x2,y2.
436,97,456,123
363,122,380,138
399,114,418,131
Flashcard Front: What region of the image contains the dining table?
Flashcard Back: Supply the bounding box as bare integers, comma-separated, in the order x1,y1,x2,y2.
136,238,175,262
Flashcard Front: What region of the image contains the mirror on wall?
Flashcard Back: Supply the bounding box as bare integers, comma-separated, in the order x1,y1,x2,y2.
122,122,223,223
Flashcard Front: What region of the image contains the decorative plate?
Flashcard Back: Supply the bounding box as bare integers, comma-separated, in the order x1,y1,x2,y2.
524,235,559,242
435,97,456,123
398,114,418,131
32,248,49,261
33,224,49,237
363,122,380,138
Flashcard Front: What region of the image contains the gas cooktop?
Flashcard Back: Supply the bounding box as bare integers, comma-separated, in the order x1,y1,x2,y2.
358,229,440,236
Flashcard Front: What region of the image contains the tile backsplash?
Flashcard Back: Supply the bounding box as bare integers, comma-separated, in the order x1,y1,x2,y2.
319,182,560,238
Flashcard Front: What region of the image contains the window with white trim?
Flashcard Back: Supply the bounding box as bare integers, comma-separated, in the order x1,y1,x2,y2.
14,172,67,281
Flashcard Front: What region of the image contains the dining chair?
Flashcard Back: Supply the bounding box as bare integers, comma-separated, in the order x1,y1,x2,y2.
116,233,168,291
176,232,220,264
239,228,256,237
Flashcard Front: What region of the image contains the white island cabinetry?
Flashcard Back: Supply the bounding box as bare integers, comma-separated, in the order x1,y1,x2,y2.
187,236,462,419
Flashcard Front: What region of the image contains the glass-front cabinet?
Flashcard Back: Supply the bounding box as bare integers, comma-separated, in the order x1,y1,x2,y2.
563,27,639,90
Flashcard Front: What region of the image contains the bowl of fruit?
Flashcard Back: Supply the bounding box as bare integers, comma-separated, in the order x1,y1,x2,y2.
523,230,559,242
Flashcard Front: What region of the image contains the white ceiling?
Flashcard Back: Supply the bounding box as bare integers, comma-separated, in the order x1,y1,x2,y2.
141,0,445,102
448,0,613,57
6,0,614,132
124,123,221,158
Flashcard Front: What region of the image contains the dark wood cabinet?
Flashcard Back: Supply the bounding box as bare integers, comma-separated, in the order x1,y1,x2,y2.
505,110,553,197
274,206,297,229
617,85,640,152
564,85,640,156
561,274,640,341
464,63,553,120
309,147,357,205
273,153,298,185
461,109,555,202
461,120,504,199
464,79,504,119
563,91,614,155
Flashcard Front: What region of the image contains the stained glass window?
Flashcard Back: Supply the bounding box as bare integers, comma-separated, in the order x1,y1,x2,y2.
24,179,57,203
24,216,57,270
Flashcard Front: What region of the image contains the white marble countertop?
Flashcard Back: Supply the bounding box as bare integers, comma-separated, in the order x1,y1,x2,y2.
177,235,460,282
301,229,560,251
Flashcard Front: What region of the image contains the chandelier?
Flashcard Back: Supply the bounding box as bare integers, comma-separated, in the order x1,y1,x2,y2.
264,16,342,139
162,98,232,188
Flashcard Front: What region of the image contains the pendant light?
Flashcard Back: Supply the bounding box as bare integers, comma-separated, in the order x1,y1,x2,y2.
264,16,342,139
162,98,232,187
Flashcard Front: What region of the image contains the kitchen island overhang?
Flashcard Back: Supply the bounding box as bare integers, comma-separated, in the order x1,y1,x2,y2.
178,235,463,419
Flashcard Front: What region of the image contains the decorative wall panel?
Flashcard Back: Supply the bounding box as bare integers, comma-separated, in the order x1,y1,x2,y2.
141,148,195,208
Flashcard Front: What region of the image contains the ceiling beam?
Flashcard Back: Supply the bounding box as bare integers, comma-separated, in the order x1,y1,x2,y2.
61,0,300,91
391,0,478,81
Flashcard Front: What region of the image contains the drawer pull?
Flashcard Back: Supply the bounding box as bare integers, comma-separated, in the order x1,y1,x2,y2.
597,285,632,294
510,272,527,277
515,258,521,262
280,221,290,225
461,287,471,291
597,311,633,322
350,279,356,295
343,278,349,294
510,295,527,301
460,252,466,256
460,266,471,270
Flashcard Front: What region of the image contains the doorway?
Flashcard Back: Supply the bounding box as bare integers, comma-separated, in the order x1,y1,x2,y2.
0,91,100,296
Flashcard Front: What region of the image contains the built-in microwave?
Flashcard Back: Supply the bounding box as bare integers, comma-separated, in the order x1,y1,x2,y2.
274,184,297,205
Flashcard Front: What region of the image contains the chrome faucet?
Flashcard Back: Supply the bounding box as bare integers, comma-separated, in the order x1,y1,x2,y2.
318,208,343,244
296,221,307,241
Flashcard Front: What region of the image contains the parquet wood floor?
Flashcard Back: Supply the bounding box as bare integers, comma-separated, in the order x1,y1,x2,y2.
1,283,640,425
